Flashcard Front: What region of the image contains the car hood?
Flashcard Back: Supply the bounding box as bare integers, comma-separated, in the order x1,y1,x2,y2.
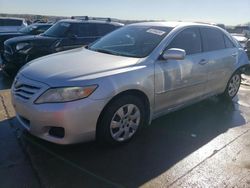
5,34,57,46
20,48,141,86
0,32,25,41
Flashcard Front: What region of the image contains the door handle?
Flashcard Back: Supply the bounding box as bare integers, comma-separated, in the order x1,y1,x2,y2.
199,59,208,65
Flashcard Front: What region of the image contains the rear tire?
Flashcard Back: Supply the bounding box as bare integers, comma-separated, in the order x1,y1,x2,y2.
221,71,241,100
96,95,146,145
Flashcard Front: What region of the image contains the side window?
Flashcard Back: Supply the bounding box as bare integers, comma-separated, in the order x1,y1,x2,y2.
201,28,225,52
167,28,202,55
224,35,235,48
96,24,116,36
77,23,98,37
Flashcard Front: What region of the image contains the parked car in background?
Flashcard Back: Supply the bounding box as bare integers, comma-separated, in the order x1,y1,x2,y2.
231,33,248,49
1,17,123,76
234,26,250,38
231,33,250,59
246,39,250,59
0,23,52,54
0,17,27,33
11,22,249,145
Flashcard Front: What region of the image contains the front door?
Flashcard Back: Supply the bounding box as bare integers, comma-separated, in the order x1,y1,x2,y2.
154,27,208,114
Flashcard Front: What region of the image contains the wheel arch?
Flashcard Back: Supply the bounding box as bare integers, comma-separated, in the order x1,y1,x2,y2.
96,89,151,136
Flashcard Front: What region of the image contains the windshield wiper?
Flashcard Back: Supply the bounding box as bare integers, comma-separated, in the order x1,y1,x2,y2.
92,48,118,55
90,48,139,58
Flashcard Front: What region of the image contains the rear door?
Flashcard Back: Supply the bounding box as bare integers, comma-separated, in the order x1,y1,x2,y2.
96,23,120,36
75,23,100,46
59,23,99,51
200,27,237,94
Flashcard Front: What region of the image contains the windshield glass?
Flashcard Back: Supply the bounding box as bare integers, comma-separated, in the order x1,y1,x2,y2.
19,25,38,33
89,25,173,58
43,22,71,37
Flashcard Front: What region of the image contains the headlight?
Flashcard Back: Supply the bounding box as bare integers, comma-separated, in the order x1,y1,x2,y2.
35,85,98,104
16,42,30,51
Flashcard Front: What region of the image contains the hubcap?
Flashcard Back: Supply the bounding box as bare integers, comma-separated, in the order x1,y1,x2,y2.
110,104,141,142
228,74,241,97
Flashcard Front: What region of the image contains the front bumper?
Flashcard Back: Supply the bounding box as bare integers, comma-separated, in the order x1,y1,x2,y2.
11,75,108,144
1,49,26,76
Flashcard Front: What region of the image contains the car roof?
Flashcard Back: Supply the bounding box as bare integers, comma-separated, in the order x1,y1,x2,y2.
0,17,25,21
58,19,124,26
128,21,221,29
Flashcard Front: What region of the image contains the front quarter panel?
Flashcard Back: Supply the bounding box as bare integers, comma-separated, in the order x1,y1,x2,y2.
86,63,155,110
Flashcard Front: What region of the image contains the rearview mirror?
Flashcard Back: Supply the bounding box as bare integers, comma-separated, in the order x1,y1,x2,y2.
162,48,186,60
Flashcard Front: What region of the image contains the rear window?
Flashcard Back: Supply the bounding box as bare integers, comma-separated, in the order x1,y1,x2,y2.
0,19,23,26
201,28,225,52
224,35,235,48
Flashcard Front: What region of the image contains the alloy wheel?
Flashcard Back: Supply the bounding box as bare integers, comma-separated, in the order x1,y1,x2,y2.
228,74,241,97
110,104,141,142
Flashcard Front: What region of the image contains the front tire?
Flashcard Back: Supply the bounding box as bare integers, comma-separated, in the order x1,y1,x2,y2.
96,95,146,145
222,71,241,99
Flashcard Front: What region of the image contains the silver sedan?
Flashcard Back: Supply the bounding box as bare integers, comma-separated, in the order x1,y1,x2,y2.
11,22,250,145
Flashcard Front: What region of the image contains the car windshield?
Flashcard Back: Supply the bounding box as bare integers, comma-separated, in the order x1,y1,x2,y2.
89,25,173,58
42,22,71,37
19,25,38,33
0,19,23,26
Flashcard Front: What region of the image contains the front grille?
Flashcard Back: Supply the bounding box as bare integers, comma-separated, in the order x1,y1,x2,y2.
13,80,41,101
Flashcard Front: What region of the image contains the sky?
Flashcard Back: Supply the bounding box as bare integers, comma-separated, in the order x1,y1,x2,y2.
0,0,249,25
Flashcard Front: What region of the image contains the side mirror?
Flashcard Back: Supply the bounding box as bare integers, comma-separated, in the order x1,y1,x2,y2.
162,48,186,60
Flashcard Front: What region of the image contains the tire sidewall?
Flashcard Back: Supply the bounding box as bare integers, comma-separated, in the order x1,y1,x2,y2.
97,95,146,145
224,71,241,99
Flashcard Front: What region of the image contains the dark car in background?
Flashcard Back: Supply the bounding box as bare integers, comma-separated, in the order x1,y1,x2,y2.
0,23,52,53
247,40,250,59
1,17,123,76
0,17,28,33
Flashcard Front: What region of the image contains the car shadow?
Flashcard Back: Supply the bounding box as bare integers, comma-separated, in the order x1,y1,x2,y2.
15,95,247,188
